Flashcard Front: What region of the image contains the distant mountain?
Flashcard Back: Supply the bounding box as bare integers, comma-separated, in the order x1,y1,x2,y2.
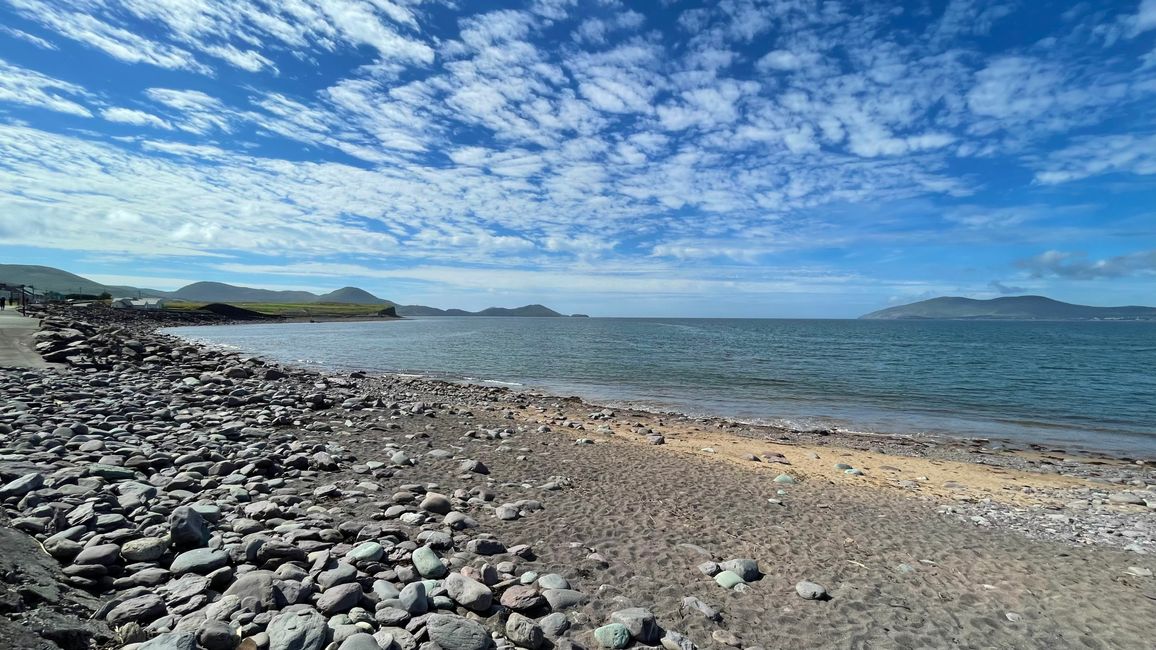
1,264,570,314
861,296,1156,321
314,287,390,305
0,264,160,297
164,281,323,304
396,303,564,317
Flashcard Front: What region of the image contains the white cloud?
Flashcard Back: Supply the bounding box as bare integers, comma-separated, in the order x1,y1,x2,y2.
0,59,92,117
0,26,58,50
101,107,173,130
1033,134,1156,184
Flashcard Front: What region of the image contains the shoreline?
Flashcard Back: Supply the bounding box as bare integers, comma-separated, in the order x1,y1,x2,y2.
2,305,1153,649
160,316,1155,466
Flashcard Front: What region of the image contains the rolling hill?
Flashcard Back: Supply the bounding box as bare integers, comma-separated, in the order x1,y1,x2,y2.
1,264,569,315
861,296,1156,321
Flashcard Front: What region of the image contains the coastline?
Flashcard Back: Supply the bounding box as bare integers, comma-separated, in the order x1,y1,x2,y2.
1,306,1154,649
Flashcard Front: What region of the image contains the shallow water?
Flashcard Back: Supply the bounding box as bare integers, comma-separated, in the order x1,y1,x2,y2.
165,317,1156,454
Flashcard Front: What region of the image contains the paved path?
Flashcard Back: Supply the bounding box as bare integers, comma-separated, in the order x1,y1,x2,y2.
0,309,50,368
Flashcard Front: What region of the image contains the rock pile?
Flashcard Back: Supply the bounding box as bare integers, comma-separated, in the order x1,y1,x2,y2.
1,310,699,650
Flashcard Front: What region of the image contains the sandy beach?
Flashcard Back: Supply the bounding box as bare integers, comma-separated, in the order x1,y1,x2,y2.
1,307,1153,650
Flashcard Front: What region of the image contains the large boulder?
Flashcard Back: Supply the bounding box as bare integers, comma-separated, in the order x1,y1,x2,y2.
169,506,209,549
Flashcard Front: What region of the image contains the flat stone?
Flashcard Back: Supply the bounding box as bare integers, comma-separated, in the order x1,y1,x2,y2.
223,570,279,611
0,472,44,498
500,585,545,611
170,548,229,575
74,543,121,566
795,580,828,600
542,589,587,610
347,542,384,563
719,559,759,582
318,582,364,615
610,608,659,644
426,614,490,650
139,632,198,650
267,608,329,650
107,594,167,627
121,537,168,563
537,574,569,590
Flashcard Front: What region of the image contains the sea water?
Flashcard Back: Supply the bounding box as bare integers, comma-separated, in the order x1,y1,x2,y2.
165,318,1156,454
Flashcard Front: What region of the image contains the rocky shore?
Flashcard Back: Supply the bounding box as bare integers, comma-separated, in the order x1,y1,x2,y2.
2,306,1154,649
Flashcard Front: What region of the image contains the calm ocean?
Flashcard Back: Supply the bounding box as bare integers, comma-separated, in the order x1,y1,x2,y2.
164,318,1156,454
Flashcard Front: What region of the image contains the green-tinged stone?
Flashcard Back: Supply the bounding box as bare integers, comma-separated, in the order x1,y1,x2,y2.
594,624,631,649
87,464,136,480
772,474,796,484
411,546,446,578
714,570,745,589
348,542,384,563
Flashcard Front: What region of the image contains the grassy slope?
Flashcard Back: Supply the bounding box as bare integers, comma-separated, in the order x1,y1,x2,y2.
166,300,389,317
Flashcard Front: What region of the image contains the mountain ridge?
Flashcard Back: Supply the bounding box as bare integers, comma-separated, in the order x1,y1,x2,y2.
0,264,567,317
861,295,1156,321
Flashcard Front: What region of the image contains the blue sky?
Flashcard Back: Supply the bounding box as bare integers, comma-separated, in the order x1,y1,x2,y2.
0,0,1153,317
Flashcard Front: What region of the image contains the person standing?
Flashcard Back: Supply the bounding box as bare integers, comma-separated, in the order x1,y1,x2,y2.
1,296,6,310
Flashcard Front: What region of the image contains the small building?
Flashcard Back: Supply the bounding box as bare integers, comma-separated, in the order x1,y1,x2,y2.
111,297,166,310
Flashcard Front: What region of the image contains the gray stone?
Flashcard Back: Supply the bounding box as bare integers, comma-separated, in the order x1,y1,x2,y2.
696,562,719,577
339,633,382,650
223,570,279,611
610,608,659,644
536,574,569,590
772,474,796,484
170,548,229,575
398,581,427,615
139,632,198,650
542,589,586,610
680,596,721,622
348,542,384,563
74,543,121,566
318,582,364,615
122,537,168,562
445,572,492,611
660,630,696,650
505,612,544,649
0,472,44,498
107,594,167,627
719,559,759,582
594,624,631,649
267,608,329,650
198,620,240,650
1109,492,1146,505
538,613,570,638
169,506,209,549
465,539,505,555
426,614,490,650
318,563,358,589
420,492,452,514
411,546,447,579
795,580,828,600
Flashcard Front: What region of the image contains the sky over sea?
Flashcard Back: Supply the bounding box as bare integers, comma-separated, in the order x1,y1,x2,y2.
0,0,1154,317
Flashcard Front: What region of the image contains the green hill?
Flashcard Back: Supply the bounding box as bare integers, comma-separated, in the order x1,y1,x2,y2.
861,296,1156,321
